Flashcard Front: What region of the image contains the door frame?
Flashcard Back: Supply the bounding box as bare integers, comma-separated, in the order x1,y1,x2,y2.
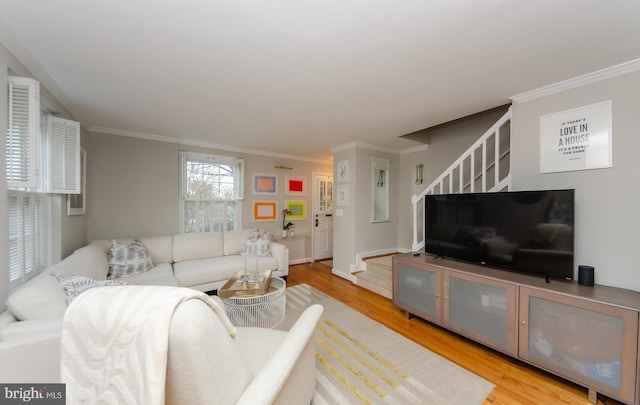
312,171,333,261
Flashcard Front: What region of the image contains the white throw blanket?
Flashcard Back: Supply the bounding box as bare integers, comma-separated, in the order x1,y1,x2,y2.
61,285,237,404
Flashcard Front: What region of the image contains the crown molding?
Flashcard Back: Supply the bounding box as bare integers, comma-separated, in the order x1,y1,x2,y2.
511,58,640,103
329,141,358,154
330,141,401,155
89,125,333,165
399,144,429,155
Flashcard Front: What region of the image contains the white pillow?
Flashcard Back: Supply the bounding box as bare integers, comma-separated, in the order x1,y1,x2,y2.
54,273,131,304
107,239,154,279
241,229,273,257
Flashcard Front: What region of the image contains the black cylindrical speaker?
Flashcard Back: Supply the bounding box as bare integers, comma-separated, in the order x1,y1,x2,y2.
578,265,595,286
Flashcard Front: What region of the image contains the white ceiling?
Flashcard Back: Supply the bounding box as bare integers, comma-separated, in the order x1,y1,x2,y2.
1,1,639,162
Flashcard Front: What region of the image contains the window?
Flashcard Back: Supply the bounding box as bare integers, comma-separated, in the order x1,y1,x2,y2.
5,76,79,288
7,192,48,288
6,77,48,288
180,151,244,233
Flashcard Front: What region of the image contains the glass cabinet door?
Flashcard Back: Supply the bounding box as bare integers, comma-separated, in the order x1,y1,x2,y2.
443,271,517,355
519,287,638,404
393,262,441,324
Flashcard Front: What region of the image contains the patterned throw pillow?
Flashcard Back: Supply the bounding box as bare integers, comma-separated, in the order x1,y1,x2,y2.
241,229,273,257
53,273,131,304
107,239,154,279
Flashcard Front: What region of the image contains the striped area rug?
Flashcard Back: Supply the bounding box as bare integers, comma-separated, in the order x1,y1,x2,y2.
279,284,494,405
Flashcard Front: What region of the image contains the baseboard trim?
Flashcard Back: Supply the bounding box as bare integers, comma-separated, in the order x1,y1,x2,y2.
332,268,356,283
289,257,310,265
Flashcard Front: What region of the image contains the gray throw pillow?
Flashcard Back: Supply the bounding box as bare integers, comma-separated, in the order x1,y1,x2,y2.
241,229,273,257
107,239,154,279
53,273,131,304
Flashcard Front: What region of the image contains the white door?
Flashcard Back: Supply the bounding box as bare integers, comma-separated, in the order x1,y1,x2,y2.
313,174,333,261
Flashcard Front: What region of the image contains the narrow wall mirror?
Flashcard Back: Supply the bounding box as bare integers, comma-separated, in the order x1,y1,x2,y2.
370,156,390,222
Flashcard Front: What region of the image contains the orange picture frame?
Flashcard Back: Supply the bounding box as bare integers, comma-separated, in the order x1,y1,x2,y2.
253,201,277,221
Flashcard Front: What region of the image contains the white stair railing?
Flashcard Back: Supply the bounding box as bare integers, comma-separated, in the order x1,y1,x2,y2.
411,107,512,251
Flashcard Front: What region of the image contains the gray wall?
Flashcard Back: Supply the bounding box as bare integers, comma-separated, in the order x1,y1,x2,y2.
398,147,428,249
332,145,399,277
85,131,332,261
331,147,357,277
354,147,399,255
511,70,640,291
85,133,181,240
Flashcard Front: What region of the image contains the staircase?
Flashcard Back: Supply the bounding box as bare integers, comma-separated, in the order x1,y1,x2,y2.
411,107,512,251
356,107,512,298
355,256,393,299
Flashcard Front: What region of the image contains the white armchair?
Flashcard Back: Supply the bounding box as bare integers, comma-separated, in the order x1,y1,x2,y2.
61,286,323,405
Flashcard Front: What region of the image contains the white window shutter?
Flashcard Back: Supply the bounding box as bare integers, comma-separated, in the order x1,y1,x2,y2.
6,76,40,189
46,115,80,193
235,158,245,200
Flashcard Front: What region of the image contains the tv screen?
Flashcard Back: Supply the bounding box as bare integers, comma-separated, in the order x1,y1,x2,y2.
425,189,574,280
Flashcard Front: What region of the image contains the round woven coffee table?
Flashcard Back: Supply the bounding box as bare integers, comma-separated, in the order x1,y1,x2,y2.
222,277,286,328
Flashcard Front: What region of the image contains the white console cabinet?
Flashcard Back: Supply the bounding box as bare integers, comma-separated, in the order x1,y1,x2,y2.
393,253,640,405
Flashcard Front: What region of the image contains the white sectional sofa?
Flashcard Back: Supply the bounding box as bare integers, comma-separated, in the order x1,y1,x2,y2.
0,229,289,383
91,230,288,292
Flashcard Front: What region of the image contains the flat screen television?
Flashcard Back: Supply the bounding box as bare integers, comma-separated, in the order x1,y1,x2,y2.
424,189,575,280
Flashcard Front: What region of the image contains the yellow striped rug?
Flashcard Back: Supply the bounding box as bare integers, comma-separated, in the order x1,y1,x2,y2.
279,284,494,405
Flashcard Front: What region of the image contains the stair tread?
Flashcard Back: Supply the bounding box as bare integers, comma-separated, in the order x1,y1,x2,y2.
356,255,394,299
365,256,393,268
366,264,392,276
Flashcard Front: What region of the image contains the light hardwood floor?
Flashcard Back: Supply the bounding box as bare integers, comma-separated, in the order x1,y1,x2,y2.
287,262,624,405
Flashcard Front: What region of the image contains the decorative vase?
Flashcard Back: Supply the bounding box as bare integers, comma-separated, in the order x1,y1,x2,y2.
281,230,288,238
289,229,295,237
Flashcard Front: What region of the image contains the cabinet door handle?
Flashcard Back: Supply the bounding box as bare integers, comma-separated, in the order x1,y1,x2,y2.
444,296,448,300
521,320,526,325
436,293,440,298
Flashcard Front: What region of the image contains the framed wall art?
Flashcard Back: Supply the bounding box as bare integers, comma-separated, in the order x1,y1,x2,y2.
336,160,349,183
336,184,349,206
285,200,306,220
253,201,278,221
540,100,612,173
285,176,306,195
252,173,277,194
